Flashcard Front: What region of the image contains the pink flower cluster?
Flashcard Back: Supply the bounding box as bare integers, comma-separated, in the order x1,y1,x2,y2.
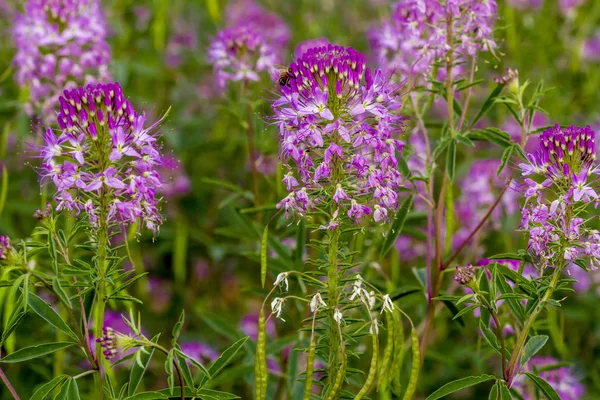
368,0,497,79
12,0,110,121
35,82,165,234
518,124,600,271
273,44,406,226
207,24,277,89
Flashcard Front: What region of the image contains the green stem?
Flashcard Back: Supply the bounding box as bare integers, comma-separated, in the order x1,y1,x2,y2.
326,229,341,391
506,266,563,387
93,191,109,399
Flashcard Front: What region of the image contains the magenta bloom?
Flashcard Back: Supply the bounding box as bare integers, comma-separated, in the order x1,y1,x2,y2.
207,24,277,89
273,44,406,225
0,236,10,259
368,0,497,79
34,82,166,234
225,0,290,56
12,0,111,121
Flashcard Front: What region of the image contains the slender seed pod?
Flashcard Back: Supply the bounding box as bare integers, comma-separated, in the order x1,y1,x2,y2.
255,308,268,400
354,324,379,400
401,327,420,400
325,351,347,400
303,316,317,400
391,310,405,395
377,312,395,392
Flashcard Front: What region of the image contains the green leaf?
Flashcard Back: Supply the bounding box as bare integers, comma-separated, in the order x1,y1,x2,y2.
123,392,169,400
452,304,479,320
53,277,72,309
426,374,497,400
66,378,80,400
380,195,414,258
524,372,561,400
196,389,241,399
201,336,249,385
129,335,159,396
30,375,68,400
479,320,500,354
1,305,25,346
497,145,515,177
28,293,78,341
520,335,549,367
111,273,149,295
0,342,75,363
488,382,499,400
471,83,503,128
175,350,195,388
499,381,513,400
172,310,185,346
176,348,211,377
261,225,268,288
446,140,456,182
467,128,512,148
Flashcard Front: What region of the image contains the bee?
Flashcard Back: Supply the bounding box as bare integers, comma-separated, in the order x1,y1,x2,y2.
276,65,293,87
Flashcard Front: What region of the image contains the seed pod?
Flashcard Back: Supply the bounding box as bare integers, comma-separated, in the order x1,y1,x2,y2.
391,309,405,395
303,332,317,400
355,324,379,399
255,308,268,400
326,350,347,400
377,311,395,392
401,326,420,400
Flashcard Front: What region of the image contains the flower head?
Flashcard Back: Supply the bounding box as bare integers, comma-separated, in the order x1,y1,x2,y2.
0,236,10,259
453,264,476,285
207,24,277,89
273,44,406,225
12,0,111,121
33,82,166,235
368,0,497,79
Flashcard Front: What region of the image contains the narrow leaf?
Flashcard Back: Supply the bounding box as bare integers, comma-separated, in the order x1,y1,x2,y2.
380,195,414,258
28,293,78,341
426,374,497,400
129,335,159,396
201,336,249,385
446,140,456,182
471,83,503,128
30,375,68,400
0,342,74,363
524,372,561,400
520,335,549,367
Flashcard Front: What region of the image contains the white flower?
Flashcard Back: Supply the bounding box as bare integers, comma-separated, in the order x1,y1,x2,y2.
367,290,376,310
369,319,379,336
349,275,363,301
271,297,286,321
381,294,395,313
333,308,343,324
273,272,289,292
310,293,327,313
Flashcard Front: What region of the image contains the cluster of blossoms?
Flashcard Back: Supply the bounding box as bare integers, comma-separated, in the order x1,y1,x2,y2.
35,82,166,234
453,159,519,256
273,44,406,226
368,0,497,79
519,124,600,270
225,0,290,57
513,356,585,399
12,0,110,120
208,0,288,89
207,24,278,89
0,236,10,259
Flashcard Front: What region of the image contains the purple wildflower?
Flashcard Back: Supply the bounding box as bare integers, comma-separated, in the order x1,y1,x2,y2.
583,30,600,62
33,82,166,235
0,236,10,259
158,156,191,199
368,0,497,79
12,0,111,121
453,264,475,285
207,24,278,89
273,44,406,226
225,0,290,56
